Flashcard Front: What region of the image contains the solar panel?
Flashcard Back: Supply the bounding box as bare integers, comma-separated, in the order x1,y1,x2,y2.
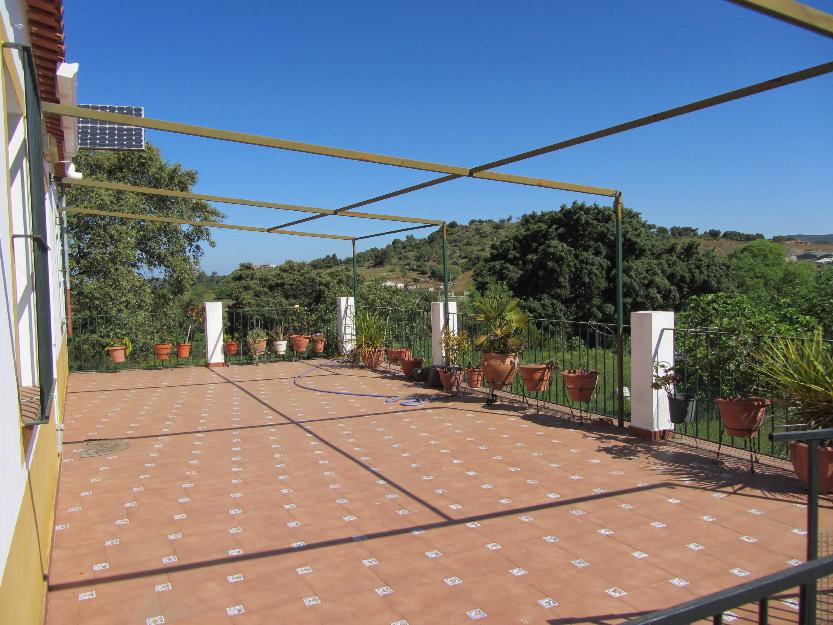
78,104,145,150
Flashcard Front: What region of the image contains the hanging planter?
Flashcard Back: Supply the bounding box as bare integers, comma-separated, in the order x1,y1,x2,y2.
518,364,553,393
561,369,598,403
154,343,173,360
668,393,696,424
177,343,191,359
481,352,518,389
224,339,239,356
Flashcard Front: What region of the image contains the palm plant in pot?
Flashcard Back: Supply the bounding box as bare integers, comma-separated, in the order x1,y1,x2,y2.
105,337,132,364
472,285,527,389
755,333,833,493
652,361,696,424
270,324,287,355
561,349,598,403
355,310,385,369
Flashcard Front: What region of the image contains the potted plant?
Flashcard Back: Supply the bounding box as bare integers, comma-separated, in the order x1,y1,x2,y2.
755,333,833,493
224,333,239,356
401,355,423,376
154,340,173,360
178,306,203,359
519,359,556,393
311,332,326,354
471,285,527,389
561,350,598,403
355,310,385,369
271,325,288,355
105,337,132,364
289,305,310,352
714,339,769,438
247,328,269,360
652,361,696,424
438,328,469,392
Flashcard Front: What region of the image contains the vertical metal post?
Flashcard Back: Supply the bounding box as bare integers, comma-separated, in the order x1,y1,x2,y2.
614,193,625,428
352,239,358,312
442,222,450,328
802,439,820,625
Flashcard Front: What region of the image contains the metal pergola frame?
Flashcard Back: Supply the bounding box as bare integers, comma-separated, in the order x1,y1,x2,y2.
43,0,833,428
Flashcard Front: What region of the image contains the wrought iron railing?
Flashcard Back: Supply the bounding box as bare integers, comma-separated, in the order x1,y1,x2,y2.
224,306,339,364
68,311,206,371
666,328,832,459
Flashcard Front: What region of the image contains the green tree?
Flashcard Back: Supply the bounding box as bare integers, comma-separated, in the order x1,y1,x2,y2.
727,239,814,300
796,266,833,339
66,144,224,355
472,203,727,321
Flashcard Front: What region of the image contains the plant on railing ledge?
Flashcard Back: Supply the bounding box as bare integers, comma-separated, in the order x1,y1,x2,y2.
755,333,833,492
652,361,695,424
105,337,132,364
471,284,527,389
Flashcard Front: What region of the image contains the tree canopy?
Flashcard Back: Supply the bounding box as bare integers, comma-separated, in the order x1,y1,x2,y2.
472,202,727,321
726,239,815,301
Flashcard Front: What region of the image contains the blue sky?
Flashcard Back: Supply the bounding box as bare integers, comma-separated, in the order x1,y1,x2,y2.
64,0,833,274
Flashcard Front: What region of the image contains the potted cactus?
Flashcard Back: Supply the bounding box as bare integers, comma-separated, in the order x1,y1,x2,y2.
755,333,833,493
105,337,132,364
652,361,696,424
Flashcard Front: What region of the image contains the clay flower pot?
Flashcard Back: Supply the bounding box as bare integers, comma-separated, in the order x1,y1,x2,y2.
437,368,459,391
465,368,484,388
290,334,310,352
561,369,598,402
250,339,268,355
481,353,518,389
715,397,768,437
361,348,384,369
401,357,424,376
177,343,191,359
106,346,126,363
154,343,173,360
224,340,239,356
789,441,833,494
518,364,552,392
312,337,325,353
386,348,399,364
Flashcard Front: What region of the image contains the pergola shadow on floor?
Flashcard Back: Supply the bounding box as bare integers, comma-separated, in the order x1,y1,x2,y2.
47,362,829,625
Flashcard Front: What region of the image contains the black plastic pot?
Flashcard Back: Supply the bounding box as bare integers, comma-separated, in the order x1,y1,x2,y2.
668,393,696,424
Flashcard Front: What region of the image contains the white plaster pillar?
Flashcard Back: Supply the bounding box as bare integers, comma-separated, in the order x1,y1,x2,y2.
204,301,225,367
337,297,355,353
431,301,457,366
630,310,675,438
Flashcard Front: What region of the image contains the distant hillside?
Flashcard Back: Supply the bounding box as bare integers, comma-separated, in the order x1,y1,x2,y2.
783,234,833,243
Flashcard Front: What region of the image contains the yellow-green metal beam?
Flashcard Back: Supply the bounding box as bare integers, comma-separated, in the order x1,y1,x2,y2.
43,102,615,198
60,177,444,226
61,206,354,241
727,0,833,40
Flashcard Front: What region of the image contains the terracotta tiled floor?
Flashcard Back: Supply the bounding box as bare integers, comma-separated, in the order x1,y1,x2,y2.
45,361,831,625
